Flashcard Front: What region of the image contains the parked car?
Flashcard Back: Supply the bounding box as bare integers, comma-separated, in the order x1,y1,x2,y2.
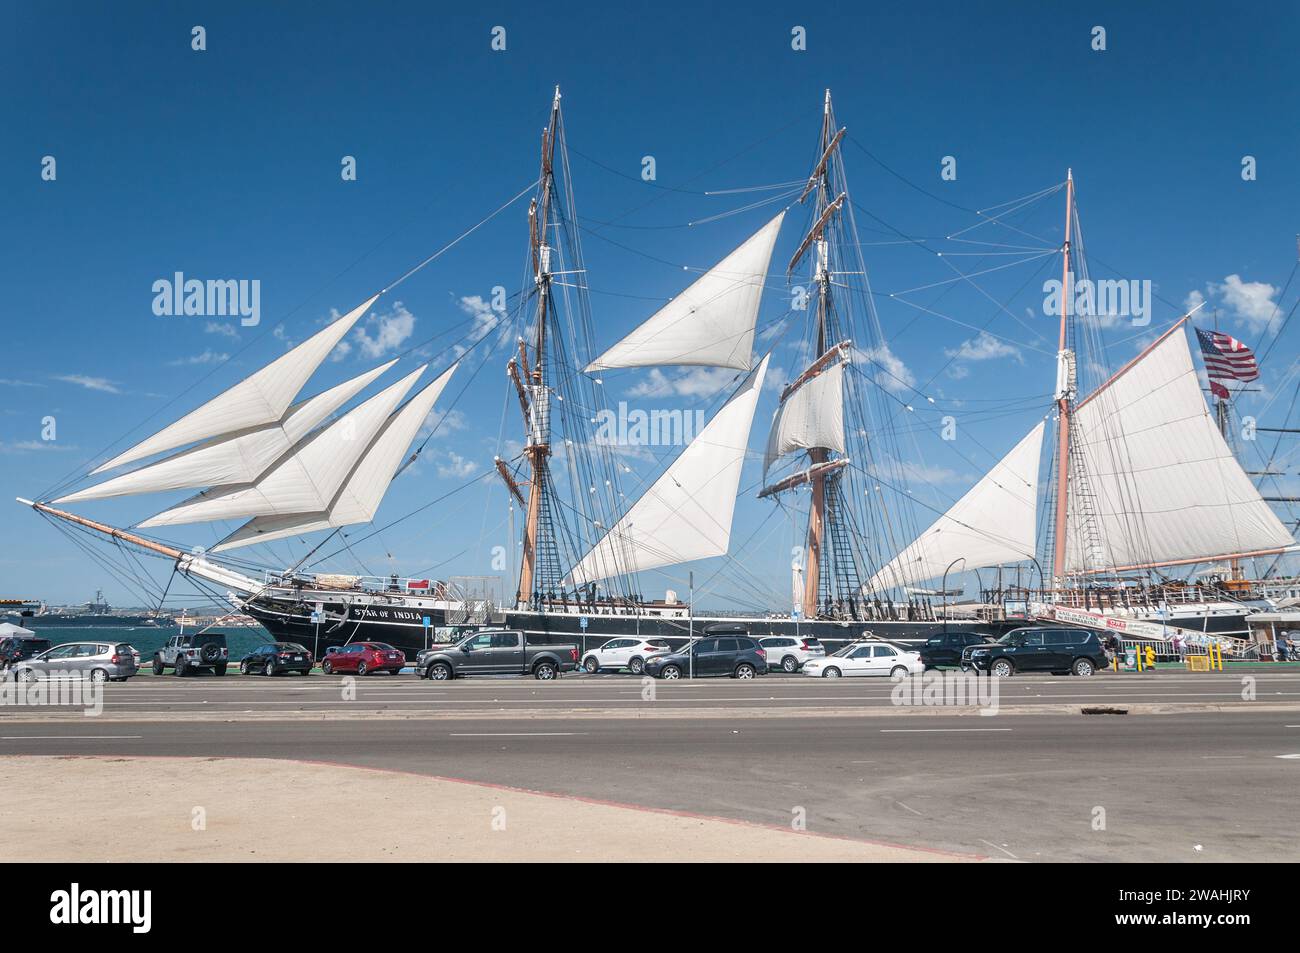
757,635,825,673
240,642,313,676
321,642,405,675
415,630,578,681
153,632,228,676
961,627,1107,677
581,637,671,674
9,641,139,682
0,635,53,670
802,641,924,678
918,631,993,669
643,635,768,680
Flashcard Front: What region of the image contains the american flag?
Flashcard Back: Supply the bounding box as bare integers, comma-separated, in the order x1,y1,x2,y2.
1195,327,1259,399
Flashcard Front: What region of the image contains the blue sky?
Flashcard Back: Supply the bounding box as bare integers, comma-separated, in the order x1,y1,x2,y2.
2,1,1298,608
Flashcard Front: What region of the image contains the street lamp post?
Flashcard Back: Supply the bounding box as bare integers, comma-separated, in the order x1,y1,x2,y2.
941,558,966,634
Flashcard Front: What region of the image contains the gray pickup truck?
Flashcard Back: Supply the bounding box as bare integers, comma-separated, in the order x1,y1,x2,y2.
414,630,578,681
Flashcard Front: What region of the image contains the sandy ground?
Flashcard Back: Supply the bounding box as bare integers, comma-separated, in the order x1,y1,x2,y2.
0,755,980,862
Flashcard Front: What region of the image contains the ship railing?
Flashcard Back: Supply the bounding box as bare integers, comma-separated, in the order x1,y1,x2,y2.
259,570,451,597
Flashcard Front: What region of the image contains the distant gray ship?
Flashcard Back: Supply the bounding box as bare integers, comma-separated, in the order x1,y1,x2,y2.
3,590,171,629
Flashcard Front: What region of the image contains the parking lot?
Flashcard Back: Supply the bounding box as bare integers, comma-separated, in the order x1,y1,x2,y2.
2,666,1299,719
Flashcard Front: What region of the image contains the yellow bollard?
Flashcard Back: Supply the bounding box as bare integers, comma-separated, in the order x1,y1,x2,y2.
1145,645,1156,669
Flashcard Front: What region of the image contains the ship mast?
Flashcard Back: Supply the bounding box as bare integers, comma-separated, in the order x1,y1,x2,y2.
1050,169,1075,584
513,88,562,608
788,90,847,618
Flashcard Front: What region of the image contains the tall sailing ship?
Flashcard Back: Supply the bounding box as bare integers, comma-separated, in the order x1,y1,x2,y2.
17,89,1296,657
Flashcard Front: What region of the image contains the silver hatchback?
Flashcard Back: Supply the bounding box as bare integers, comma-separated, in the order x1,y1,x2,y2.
9,641,139,682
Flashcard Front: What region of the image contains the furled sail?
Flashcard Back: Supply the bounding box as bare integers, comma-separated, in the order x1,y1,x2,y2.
1063,324,1293,573
55,362,395,503
210,363,459,551
138,365,425,527
92,294,378,473
763,358,846,476
584,213,784,372
868,422,1045,591
566,355,770,587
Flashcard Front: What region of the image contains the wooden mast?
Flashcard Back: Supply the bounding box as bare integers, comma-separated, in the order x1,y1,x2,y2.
1051,170,1075,584
516,87,562,608
801,89,836,619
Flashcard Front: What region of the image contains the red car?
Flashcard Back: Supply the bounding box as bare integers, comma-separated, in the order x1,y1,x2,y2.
321,642,406,675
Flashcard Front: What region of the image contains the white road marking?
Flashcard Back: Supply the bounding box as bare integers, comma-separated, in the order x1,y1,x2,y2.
880,728,1013,733
979,839,1019,859
448,732,589,737
2,735,144,740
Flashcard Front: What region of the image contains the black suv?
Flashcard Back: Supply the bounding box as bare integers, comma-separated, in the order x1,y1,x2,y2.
961,627,1108,677
153,632,229,676
919,631,992,669
643,634,768,679
0,636,53,669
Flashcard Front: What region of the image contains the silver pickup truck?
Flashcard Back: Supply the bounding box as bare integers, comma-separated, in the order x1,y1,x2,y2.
414,630,578,681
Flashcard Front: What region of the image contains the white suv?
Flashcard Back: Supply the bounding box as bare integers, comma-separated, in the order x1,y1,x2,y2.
757,636,826,673
581,638,671,674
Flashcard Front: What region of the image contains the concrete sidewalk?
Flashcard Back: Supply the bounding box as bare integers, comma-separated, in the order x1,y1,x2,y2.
0,756,986,862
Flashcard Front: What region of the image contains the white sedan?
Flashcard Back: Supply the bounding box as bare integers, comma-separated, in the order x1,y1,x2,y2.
581,637,672,674
802,642,924,678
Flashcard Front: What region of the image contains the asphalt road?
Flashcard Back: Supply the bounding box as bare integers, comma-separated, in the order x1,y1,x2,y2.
3,668,1299,717
3,671,1299,861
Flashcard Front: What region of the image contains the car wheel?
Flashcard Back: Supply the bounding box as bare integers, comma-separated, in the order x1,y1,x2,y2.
241,661,252,675
152,656,164,676
660,664,681,680
890,665,909,678
628,656,645,675
734,663,756,679
357,660,368,676
17,669,37,683
264,661,276,677
322,659,334,675
781,655,798,673
427,662,452,681
89,668,109,683
991,659,1014,678
583,656,600,674
175,657,188,677
534,661,557,681
1072,657,1096,677
822,666,842,678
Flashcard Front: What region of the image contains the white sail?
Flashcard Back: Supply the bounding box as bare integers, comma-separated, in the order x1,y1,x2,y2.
55,362,395,503
1063,325,1293,573
585,213,784,372
869,422,1045,591
138,365,425,527
763,359,846,476
93,295,378,473
567,355,770,587
210,363,459,551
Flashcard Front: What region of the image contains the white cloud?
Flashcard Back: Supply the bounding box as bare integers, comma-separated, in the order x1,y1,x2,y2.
353,301,416,359
437,451,478,478
945,331,1022,363
0,378,43,388
1210,274,1280,334
859,343,915,394
204,321,239,340
168,350,229,366
1183,289,1206,313
53,375,121,394
627,367,739,398
458,295,502,343
0,440,79,455
419,408,466,440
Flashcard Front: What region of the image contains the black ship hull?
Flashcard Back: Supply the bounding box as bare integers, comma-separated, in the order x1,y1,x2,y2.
241,593,1013,660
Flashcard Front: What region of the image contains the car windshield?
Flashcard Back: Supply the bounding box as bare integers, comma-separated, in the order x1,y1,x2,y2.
277,643,307,652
